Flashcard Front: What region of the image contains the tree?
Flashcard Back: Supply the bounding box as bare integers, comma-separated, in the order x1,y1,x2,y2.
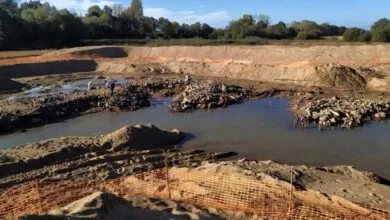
0,7,20,49
158,17,174,39
266,22,288,39
87,5,103,17
256,14,270,29
359,31,372,42
0,0,18,15
102,5,113,16
371,18,390,31
20,0,42,10
227,15,256,39
112,4,124,17
372,28,390,42
54,9,84,45
190,22,201,37
320,23,343,36
200,23,214,38
371,18,390,42
126,0,143,18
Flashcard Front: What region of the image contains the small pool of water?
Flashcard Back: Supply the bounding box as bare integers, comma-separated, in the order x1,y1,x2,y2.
0,98,389,179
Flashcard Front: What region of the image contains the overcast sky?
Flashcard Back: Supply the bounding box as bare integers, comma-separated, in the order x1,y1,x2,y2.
24,0,390,28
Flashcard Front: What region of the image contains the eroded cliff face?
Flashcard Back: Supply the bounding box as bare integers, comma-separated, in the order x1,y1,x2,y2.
96,45,390,90
2,45,390,91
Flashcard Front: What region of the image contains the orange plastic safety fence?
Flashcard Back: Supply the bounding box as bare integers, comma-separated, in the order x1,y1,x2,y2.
0,167,389,220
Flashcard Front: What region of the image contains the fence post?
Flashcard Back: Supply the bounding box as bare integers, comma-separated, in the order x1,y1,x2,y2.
35,181,44,215
164,154,172,200
288,169,293,217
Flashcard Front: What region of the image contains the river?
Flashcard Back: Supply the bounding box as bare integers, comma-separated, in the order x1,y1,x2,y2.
1,98,389,179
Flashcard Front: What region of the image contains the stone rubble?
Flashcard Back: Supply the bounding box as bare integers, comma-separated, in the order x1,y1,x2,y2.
140,78,187,97
294,96,390,129
0,85,150,134
142,78,185,91
170,81,253,112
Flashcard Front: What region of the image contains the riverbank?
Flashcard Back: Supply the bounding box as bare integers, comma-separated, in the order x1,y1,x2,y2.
1,125,389,219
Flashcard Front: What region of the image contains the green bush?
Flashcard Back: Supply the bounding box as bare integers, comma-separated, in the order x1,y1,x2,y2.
296,31,320,40
343,28,368,42
358,32,372,42
371,28,390,42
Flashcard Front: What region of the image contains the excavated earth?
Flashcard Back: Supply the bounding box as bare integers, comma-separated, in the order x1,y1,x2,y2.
0,124,237,189
1,45,390,218
1,45,390,92
1,125,390,219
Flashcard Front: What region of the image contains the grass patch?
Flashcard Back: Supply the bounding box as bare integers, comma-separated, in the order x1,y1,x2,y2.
82,37,269,47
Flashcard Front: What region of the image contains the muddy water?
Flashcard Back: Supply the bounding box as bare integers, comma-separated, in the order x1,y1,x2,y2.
0,98,389,179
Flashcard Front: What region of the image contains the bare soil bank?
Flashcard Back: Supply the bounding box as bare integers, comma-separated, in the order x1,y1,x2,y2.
1,45,390,93
1,125,389,216
106,45,390,91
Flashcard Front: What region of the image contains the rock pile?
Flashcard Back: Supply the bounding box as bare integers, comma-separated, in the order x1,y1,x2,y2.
170,81,252,112
105,86,150,111
295,97,390,129
142,78,185,91
0,86,151,134
0,112,19,133
141,78,186,97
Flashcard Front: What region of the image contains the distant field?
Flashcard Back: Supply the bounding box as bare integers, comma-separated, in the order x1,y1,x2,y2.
81,37,390,47
0,50,49,59
83,38,268,47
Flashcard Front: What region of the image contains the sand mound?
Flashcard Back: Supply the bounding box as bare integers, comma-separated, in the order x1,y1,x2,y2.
0,124,184,179
0,77,25,91
100,124,184,150
47,191,132,218
24,192,205,220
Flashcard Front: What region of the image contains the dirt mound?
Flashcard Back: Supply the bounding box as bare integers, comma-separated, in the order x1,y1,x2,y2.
315,64,366,88
71,47,128,58
0,124,186,181
47,191,133,219
100,124,184,150
22,192,209,220
0,77,25,92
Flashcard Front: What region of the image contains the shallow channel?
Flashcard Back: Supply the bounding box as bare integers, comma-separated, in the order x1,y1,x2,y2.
1,98,389,179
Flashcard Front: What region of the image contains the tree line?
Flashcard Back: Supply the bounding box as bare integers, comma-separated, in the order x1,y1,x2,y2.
0,0,389,50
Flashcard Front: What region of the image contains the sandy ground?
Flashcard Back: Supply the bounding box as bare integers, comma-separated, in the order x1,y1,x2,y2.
1,126,389,209
1,45,390,218
1,45,390,94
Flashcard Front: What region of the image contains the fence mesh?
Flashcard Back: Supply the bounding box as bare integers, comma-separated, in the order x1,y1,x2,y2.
1,165,389,220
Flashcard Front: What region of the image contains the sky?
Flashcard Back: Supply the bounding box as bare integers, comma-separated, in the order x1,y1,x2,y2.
25,0,390,29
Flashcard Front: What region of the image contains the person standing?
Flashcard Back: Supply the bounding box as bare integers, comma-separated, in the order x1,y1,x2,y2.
88,81,93,91
110,80,116,95
105,80,111,88
184,75,192,84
